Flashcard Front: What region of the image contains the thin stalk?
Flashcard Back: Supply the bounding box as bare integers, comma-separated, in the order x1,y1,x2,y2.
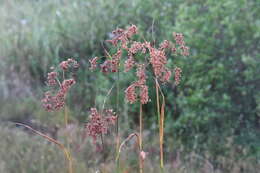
62,70,68,127
115,70,120,173
116,133,139,161
115,109,144,173
14,123,73,173
116,70,120,148
102,84,115,111
64,106,68,128
62,70,71,168
139,102,143,173
101,133,105,151
64,106,71,160
155,79,165,172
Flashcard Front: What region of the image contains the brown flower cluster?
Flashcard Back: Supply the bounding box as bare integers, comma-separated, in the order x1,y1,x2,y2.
89,25,189,105
59,58,79,71
148,46,172,82
89,25,138,73
125,64,149,104
42,58,79,112
47,72,58,86
125,84,137,104
85,108,117,143
173,32,189,56
89,57,99,71
107,24,137,48
174,67,182,86
124,56,135,72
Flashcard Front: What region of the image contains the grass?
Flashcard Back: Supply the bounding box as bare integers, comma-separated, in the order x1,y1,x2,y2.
0,123,259,173
0,0,259,172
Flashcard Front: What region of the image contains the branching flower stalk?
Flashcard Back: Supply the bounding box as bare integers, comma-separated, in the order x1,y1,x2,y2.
41,58,79,173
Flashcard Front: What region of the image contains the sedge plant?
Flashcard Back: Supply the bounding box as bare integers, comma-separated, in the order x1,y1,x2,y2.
15,24,188,173
89,24,189,173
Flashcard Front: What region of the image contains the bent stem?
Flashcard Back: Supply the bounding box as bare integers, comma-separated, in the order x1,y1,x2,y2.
155,78,165,173
14,123,73,173
116,133,141,173
116,133,139,160
116,101,143,173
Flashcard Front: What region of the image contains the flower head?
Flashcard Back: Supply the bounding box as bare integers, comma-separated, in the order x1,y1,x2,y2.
85,108,117,143
42,59,78,112
125,84,137,104
174,67,182,85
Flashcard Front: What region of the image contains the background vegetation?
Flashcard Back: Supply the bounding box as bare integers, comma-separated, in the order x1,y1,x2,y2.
0,0,259,172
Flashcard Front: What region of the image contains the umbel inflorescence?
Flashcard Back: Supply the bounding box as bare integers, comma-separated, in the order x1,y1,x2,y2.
89,25,189,105
42,58,79,112
85,108,117,143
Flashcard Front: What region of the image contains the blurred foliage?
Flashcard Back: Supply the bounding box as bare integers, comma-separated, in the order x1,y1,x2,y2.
0,0,259,167
169,0,260,158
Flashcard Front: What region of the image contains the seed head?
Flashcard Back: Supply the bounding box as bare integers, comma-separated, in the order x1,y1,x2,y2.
125,84,137,104
85,108,117,143
89,57,99,71
124,56,135,72
140,85,149,104
174,67,182,85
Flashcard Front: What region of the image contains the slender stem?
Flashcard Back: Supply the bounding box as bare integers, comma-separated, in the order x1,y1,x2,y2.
116,133,139,161
116,70,120,145
64,105,71,164
116,71,120,173
101,133,104,150
139,103,143,150
102,84,115,111
115,133,140,173
62,70,71,172
64,106,68,128
155,79,164,173
14,123,73,173
139,102,143,173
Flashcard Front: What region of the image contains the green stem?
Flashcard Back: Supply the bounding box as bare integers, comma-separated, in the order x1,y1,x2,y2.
116,71,120,173
155,79,164,173
116,71,120,146
139,102,143,173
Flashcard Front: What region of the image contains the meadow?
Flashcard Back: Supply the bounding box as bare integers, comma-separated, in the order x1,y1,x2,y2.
0,0,259,173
